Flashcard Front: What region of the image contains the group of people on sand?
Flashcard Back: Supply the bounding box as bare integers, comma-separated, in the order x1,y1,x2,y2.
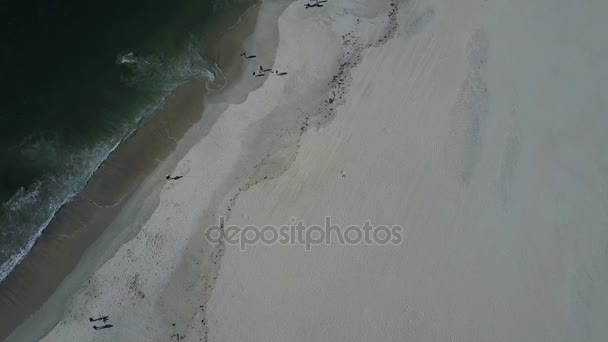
241,0,336,78
163,1,323,184
305,0,327,8
252,65,288,77
239,52,256,59
240,51,288,77
89,316,113,330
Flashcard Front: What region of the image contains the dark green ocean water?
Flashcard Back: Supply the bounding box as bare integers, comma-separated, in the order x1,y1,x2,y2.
0,0,253,280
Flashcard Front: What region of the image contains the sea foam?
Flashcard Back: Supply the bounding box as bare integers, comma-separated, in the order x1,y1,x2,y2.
0,42,225,284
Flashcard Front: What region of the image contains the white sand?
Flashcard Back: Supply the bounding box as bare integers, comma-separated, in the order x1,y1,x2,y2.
208,0,608,341
20,0,608,341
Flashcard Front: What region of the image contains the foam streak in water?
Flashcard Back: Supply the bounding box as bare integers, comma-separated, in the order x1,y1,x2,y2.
0,39,225,283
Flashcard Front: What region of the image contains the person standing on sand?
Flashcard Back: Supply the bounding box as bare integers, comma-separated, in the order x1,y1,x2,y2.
89,316,109,322
305,0,325,8
258,65,272,73
93,324,114,330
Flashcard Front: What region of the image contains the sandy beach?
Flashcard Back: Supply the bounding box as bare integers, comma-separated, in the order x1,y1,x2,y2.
7,0,608,341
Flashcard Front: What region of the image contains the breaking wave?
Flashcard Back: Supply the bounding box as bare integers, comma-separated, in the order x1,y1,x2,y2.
0,38,224,283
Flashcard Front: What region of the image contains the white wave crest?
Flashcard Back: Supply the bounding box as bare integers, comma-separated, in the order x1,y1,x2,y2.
117,52,138,65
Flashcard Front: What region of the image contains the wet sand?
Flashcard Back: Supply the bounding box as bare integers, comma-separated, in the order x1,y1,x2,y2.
9,0,608,341
0,2,262,340
0,80,205,338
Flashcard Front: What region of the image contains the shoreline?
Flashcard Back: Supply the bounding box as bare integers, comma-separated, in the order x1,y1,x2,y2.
0,0,248,282
0,2,265,339
23,1,293,339
8,0,608,340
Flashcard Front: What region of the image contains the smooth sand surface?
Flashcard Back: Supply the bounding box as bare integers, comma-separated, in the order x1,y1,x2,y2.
208,0,608,341
21,0,608,341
